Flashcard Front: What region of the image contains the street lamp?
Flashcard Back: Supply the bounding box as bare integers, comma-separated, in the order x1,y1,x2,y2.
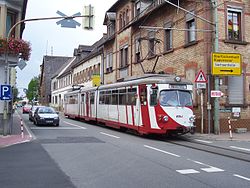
2,13,94,135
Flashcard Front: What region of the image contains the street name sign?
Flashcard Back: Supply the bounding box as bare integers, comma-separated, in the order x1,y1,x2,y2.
0,85,12,100
212,52,241,76
196,83,206,89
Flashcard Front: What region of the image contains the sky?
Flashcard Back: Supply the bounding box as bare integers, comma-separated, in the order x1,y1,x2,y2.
16,0,117,90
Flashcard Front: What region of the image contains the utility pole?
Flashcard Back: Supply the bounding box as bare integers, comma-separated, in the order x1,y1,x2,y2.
212,0,220,134
163,0,219,134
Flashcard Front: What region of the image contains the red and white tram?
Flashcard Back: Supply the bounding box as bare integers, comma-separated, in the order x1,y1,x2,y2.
64,74,195,135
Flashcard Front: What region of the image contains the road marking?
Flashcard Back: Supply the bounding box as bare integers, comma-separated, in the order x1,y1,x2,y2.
176,169,200,174
194,139,213,144
187,159,206,165
100,132,120,138
144,145,180,157
201,167,224,173
63,121,86,129
233,174,250,181
187,159,224,172
230,146,250,152
30,127,83,130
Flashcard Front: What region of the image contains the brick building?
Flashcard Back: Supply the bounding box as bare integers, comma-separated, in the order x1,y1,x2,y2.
102,0,250,133
39,56,72,105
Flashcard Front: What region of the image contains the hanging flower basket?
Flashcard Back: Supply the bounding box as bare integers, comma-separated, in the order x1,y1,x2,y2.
0,38,31,61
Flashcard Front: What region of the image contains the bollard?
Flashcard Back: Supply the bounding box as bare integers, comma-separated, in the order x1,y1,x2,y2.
20,118,24,138
228,117,233,140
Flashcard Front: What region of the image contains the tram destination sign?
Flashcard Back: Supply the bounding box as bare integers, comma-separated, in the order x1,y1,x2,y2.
212,52,241,76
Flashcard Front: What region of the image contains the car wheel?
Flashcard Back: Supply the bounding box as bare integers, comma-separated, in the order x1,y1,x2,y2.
55,124,59,127
33,119,37,125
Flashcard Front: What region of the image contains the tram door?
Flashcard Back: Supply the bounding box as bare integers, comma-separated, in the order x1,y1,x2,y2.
80,93,85,118
86,92,90,120
137,85,150,128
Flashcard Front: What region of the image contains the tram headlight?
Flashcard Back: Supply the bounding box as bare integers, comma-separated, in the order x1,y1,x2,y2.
174,76,181,82
189,115,195,123
162,115,169,122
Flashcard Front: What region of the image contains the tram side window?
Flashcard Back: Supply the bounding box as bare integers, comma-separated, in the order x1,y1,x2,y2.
105,90,112,104
69,95,77,104
99,91,105,104
111,89,118,105
150,88,158,106
140,87,147,105
90,92,95,104
127,88,137,105
119,89,126,105
81,94,84,103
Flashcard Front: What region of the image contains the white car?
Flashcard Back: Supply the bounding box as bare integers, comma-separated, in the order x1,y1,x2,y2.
33,106,59,126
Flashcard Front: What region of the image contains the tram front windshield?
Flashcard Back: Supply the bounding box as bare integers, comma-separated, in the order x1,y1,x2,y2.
160,90,192,107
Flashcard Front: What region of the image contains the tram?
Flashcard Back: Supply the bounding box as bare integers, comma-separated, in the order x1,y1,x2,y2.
64,74,195,135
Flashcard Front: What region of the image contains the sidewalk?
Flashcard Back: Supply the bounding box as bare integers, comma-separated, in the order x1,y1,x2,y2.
0,112,32,148
185,131,250,141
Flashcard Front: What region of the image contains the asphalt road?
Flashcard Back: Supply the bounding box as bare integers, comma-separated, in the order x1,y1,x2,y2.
1,112,250,188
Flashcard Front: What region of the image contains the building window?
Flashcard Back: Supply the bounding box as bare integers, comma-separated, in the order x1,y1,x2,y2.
186,11,196,43
120,46,128,68
228,76,244,105
119,14,123,29
135,1,141,17
123,11,126,26
106,52,113,73
6,10,17,37
126,9,129,23
227,8,242,41
135,37,141,62
107,22,115,37
148,31,155,57
164,22,173,52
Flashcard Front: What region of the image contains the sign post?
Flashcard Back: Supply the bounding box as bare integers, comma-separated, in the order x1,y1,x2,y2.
195,70,207,134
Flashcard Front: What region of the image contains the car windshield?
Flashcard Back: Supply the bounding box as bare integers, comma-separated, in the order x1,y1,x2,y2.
159,90,192,107
24,105,32,108
32,106,42,111
38,107,56,114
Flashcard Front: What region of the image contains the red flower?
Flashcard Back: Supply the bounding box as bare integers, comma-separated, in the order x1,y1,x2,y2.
0,38,31,61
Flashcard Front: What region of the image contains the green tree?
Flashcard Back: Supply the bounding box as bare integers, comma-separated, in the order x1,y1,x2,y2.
27,76,39,102
12,87,19,102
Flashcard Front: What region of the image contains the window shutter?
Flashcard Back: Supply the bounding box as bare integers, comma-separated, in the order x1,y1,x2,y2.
228,76,243,104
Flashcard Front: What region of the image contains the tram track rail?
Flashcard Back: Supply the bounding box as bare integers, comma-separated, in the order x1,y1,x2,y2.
164,137,250,162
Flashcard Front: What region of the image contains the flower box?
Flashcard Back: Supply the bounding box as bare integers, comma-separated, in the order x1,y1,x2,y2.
0,38,31,61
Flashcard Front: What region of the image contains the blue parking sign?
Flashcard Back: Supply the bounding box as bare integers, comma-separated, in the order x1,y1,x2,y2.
0,85,12,100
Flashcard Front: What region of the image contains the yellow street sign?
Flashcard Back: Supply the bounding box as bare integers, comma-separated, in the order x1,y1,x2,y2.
212,53,241,76
92,74,101,87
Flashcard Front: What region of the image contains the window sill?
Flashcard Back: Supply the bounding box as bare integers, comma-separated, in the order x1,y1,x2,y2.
118,65,129,70
224,39,248,45
224,103,247,108
133,60,143,64
105,69,113,74
184,41,198,48
147,55,156,60
163,49,174,55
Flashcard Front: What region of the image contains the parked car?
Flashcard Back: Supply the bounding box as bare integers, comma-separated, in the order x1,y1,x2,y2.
29,105,43,121
22,104,32,114
33,106,59,126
